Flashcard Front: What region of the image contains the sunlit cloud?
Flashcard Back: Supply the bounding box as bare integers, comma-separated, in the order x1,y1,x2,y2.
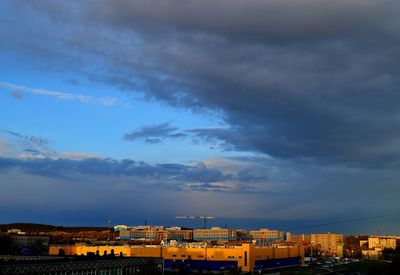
62,152,99,160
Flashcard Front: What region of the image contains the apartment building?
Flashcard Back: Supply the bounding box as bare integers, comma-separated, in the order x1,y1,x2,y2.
361,236,399,259
368,236,397,250
286,233,311,244
311,233,344,257
193,227,238,241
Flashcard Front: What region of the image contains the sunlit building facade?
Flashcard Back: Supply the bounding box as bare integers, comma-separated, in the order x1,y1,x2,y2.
193,227,238,241
250,228,284,241
49,243,304,273
311,233,344,257
361,236,399,259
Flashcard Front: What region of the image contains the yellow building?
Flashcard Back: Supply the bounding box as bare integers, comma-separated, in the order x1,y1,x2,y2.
49,243,304,273
311,233,344,257
361,236,398,260
286,233,311,244
368,237,397,250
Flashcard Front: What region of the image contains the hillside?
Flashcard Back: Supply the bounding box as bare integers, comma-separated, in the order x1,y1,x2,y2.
0,223,111,233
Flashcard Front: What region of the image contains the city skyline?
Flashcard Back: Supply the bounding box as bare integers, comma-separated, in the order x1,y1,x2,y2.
1,1,400,234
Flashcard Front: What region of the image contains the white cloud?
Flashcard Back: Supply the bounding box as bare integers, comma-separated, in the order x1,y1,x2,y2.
18,153,51,159
0,81,117,106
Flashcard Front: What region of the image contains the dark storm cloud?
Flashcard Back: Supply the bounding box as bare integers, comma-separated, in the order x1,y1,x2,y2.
84,0,399,44
124,122,186,144
0,156,240,191
2,0,400,167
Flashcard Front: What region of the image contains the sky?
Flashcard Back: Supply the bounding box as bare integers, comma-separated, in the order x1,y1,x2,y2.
1,0,400,234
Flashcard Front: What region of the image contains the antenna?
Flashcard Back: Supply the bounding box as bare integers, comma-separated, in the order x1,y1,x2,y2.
175,215,216,229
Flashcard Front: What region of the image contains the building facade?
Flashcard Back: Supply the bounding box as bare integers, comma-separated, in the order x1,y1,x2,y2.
193,227,238,241
49,243,304,273
286,233,311,244
361,236,399,259
250,228,284,241
311,233,344,257
368,237,397,250
119,226,193,242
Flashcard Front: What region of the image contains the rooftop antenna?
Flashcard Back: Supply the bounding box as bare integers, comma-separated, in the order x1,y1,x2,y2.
175,215,216,229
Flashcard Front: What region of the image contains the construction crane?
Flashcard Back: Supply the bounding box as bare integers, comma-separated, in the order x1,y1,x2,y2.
175,215,216,229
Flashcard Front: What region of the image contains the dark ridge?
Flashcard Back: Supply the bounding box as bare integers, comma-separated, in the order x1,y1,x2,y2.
0,223,111,233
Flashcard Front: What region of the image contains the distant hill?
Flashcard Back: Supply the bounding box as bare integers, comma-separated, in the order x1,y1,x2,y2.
0,223,112,233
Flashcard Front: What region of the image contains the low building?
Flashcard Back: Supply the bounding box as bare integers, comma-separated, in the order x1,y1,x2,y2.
368,236,397,250
119,226,165,240
250,228,284,241
164,227,193,241
11,236,50,248
193,227,238,241
119,226,193,241
113,225,128,232
361,236,399,259
286,233,311,244
11,236,50,255
7,229,26,235
49,243,304,273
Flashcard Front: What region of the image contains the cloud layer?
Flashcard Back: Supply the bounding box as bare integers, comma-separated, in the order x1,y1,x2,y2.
1,1,400,230
124,122,186,144
3,0,400,166
0,156,268,193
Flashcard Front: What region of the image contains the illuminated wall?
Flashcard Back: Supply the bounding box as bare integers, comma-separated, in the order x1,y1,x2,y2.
311,233,344,257
368,237,397,250
49,243,304,272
